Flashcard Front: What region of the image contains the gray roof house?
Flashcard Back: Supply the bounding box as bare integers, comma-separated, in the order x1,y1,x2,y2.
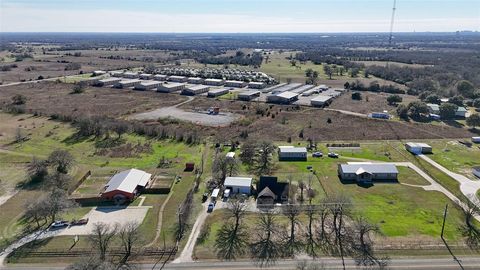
338,163,399,184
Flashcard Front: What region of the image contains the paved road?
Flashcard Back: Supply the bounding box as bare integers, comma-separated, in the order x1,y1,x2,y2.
418,154,480,201
3,257,480,270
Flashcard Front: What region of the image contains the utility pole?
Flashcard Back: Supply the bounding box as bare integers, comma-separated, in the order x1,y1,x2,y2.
388,0,397,47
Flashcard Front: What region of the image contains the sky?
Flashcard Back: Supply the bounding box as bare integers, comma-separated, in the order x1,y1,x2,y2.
0,0,479,33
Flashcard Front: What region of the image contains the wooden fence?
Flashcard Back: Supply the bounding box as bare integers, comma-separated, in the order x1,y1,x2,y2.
24,247,177,258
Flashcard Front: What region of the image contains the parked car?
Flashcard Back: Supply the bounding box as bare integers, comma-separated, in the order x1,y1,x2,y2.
71,218,89,226
50,220,69,229
328,152,339,158
207,202,215,213
312,152,323,158
202,193,209,202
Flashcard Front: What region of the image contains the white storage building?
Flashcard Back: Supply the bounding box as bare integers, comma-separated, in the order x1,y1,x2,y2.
95,77,122,87
405,142,433,155
472,137,480,143
114,79,142,89
473,167,480,179
224,177,252,195
271,83,302,95
188,77,204,84
134,81,162,91
123,72,139,79
111,71,124,77
204,78,225,86
267,91,299,104
278,146,307,161
238,90,261,101
157,82,186,93
225,80,247,88
310,95,333,107
168,75,188,83
208,88,230,97
153,74,168,81
182,85,210,95
139,73,153,80
248,82,266,89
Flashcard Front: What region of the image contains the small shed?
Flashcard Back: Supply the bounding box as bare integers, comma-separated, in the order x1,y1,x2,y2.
185,163,195,172
472,137,480,144
310,95,333,107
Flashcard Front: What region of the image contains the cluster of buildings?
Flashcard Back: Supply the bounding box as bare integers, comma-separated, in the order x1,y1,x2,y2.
427,103,468,119
156,67,277,85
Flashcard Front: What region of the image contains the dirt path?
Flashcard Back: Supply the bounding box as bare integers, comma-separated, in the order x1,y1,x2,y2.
0,190,18,207
172,202,209,263
145,186,176,248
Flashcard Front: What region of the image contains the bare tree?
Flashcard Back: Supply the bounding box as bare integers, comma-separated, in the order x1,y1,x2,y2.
304,204,318,258
316,201,330,246
281,204,302,257
88,222,118,261
47,149,74,174
24,198,49,228
215,197,249,260
298,181,305,203
43,188,76,223
27,156,48,183
119,221,142,264
326,194,353,270
253,141,276,176
250,212,281,267
351,217,389,268
45,172,71,191
225,158,240,178
239,140,256,166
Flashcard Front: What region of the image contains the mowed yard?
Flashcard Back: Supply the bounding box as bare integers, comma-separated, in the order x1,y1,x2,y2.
0,112,205,261
194,141,470,259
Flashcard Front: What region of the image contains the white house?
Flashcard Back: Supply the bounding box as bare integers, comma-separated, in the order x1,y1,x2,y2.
405,142,433,155
338,163,399,184
278,146,307,161
224,177,252,195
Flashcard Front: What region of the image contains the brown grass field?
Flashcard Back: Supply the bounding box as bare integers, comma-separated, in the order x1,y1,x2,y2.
329,92,419,114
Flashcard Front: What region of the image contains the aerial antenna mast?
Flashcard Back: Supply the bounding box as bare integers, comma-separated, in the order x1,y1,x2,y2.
388,0,397,46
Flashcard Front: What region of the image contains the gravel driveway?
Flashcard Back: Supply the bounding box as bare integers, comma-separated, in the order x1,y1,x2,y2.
58,206,150,236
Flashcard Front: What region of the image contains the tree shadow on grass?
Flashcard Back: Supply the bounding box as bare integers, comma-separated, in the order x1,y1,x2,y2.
6,237,53,263
61,132,93,146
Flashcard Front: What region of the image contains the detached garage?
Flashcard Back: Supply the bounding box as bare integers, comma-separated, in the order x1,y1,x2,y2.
224,177,252,195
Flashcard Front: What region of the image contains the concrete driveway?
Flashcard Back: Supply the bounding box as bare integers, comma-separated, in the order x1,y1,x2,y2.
58,206,151,236
418,154,480,202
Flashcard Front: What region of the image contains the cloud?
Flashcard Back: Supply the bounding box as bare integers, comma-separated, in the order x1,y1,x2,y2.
1,5,478,32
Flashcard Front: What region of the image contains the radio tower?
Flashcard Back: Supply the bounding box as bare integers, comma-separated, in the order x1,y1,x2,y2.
388,0,397,46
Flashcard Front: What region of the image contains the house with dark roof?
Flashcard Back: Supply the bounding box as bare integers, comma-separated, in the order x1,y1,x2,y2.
256,176,289,206
338,163,399,184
